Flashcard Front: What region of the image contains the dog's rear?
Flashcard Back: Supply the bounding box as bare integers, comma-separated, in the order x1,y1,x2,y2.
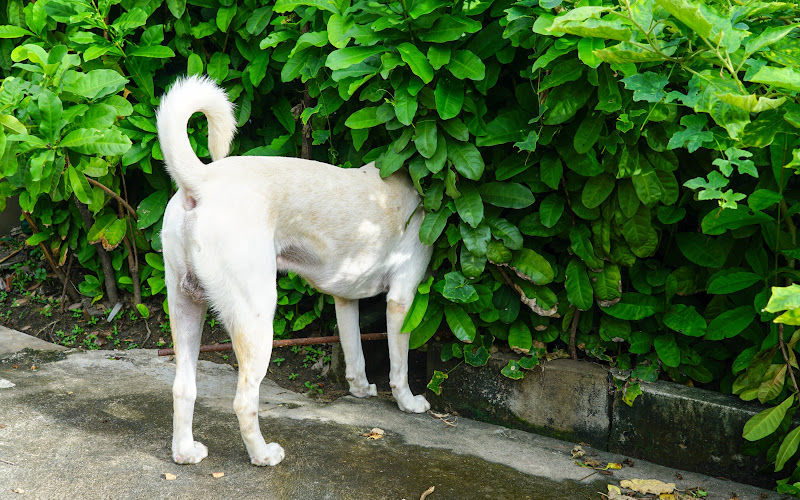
158,76,431,468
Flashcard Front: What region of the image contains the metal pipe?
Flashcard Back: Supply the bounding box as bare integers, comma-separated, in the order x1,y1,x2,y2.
157,332,388,357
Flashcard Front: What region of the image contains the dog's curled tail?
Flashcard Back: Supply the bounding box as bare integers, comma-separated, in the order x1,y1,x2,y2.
156,75,236,194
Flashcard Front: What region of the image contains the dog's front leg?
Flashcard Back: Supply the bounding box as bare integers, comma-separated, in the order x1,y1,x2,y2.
386,296,431,413
168,270,209,464
334,296,377,398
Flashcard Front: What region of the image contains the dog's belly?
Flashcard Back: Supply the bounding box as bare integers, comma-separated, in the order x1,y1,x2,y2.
278,257,389,300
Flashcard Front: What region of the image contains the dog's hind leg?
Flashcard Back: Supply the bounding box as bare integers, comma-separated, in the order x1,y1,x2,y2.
334,297,376,398
166,262,209,464
386,285,431,414
209,244,284,467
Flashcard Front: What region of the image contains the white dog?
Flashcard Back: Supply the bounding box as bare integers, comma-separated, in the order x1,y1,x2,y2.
157,76,433,466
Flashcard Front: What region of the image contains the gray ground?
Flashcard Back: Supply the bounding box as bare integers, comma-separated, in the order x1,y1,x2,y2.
0,327,782,499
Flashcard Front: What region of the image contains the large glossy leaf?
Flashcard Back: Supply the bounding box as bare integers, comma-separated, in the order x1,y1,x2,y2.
654,334,680,367
454,183,483,228
663,304,706,337
565,259,593,310
511,249,554,285
397,42,434,83
447,50,485,80
743,395,794,441
435,77,464,120
444,305,476,343
414,120,437,158
479,182,534,209
326,46,386,70
448,141,484,180
705,306,755,340
508,320,532,354
601,293,660,320
707,272,761,294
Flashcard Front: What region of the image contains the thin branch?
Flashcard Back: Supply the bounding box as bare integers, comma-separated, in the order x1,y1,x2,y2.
569,308,580,361
778,324,800,396
21,212,81,303
85,177,137,218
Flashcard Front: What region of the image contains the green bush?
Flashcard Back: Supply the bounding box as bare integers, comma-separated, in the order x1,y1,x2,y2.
1,0,799,489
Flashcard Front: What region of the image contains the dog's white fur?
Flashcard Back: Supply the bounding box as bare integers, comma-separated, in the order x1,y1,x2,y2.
157,76,433,466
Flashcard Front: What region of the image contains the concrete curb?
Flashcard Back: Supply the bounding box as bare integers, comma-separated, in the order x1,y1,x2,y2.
427,345,774,488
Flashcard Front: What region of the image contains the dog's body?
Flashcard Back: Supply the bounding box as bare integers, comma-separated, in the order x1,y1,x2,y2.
158,76,432,466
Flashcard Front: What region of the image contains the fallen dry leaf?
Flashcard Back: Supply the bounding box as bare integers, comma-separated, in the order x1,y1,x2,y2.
363,427,385,440
584,458,600,468
419,485,434,500
211,472,224,479
571,445,585,459
620,478,675,495
12,488,24,494
659,494,677,500
606,484,637,500
29,365,36,371
0,424,6,429
622,458,635,467
605,462,622,470
163,473,177,481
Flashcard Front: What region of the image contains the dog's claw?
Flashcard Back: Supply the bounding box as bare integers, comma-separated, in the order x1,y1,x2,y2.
349,383,377,398
250,442,285,467
173,441,208,464
397,394,431,414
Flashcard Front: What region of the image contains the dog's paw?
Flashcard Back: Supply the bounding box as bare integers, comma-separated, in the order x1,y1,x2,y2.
349,383,377,398
250,442,285,467
396,394,431,414
173,441,208,464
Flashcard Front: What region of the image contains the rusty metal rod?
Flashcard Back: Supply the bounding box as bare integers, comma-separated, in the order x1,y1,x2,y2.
157,332,388,357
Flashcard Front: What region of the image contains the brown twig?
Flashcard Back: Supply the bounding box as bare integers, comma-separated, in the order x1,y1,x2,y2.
419,486,435,500
0,458,16,466
120,174,141,305
21,212,81,303
569,308,580,361
778,324,800,396
85,177,137,218
0,248,23,266
157,333,388,356
59,254,74,312
74,199,119,305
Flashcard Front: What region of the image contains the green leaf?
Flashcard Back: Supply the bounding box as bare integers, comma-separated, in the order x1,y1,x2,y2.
632,168,663,206
565,259,593,310
208,52,230,83
402,291,429,333
419,208,450,245
601,293,660,320
414,120,438,158
448,141,484,180
540,154,563,190
435,77,464,120
511,249,554,285
327,14,353,48
621,72,669,103
743,395,794,441
663,304,706,337
445,305,476,343
129,45,175,58
137,190,168,230
623,206,658,258
654,334,680,367
488,216,523,250
539,194,565,228
427,370,448,395
64,69,128,100
654,0,741,51
37,90,63,141
409,303,443,349
419,16,481,42
216,4,236,31
707,272,761,294
676,233,730,268
446,50,485,80
508,320,532,354
427,45,451,69
394,88,417,126
581,173,615,209
326,46,386,70
573,113,604,153
397,43,434,84
765,285,800,313
577,37,604,68
0,25,32,38
706,306,755,340
479,182,534,209
61,128,131,156
776,425,800,472
273,0,339,14
746,66,800,92
591,265,622,302
501,360,525,380
454,183,483,228
460,223,491,257
345,107,387,129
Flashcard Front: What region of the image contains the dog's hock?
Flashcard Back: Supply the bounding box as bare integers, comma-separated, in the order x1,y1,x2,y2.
180,272,206,303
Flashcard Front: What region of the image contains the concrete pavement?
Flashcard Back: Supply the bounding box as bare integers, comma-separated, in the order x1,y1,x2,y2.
0,328,782,499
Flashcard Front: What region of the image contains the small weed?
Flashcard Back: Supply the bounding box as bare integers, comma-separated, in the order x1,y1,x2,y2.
221,354,228,360
72,309,83,319
290,345,301,354
0,291,7,302
126,343,139,350
208,317,217,329
302,346,325,368
40,304,53,318
82,333,101,350
87,315,99,326
159,321,170,334
272,357,286,367
304,381,323,395
288,372,298,380
128,310,138,321
72,324,84,336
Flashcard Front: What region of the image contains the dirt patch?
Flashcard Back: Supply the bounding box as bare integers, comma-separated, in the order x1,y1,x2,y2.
0,228,416,400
